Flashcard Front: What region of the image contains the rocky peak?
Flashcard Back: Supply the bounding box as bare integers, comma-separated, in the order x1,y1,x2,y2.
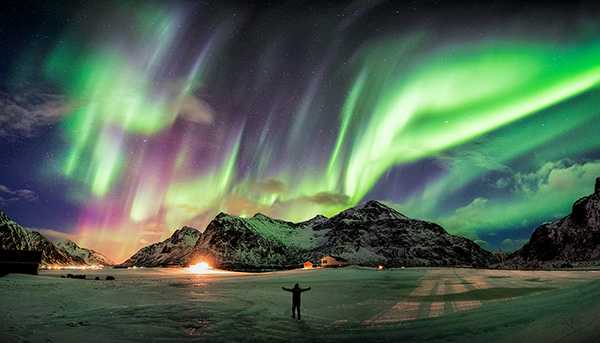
1,212,86,266
170,226,201,244
215,212,234,220
53,239,114,266
510,177,600,266
118,225,201,267
55,239,77,249
360,200,393,211
252,213,271,220
570,178,600,229
0,210,10,223
297,214,329,230
123,197,496,268
334,200,407,221
305,214,328,224
177,226,200,235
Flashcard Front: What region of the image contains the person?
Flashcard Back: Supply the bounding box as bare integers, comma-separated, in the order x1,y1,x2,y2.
282,283,311,320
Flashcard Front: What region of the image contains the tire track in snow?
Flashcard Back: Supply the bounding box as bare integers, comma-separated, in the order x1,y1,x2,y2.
427,279,445,319
451,269,488,313
361,271,431,325
363,269,491,326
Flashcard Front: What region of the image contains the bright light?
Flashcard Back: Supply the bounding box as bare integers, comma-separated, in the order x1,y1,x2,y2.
188,262,211,273
42,264,103,270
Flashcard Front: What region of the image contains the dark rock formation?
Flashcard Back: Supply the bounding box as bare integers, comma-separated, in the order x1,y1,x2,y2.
66,273,86,279
509,177,600,267
1,210,112,267
118,226,201,267
193,212,311,270
0,250,42,275
307,201,495,267
123,201,497,270
1,210,82,266
54,239,114,266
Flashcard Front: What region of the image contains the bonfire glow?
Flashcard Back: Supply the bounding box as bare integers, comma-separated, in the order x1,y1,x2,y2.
188,262,212,273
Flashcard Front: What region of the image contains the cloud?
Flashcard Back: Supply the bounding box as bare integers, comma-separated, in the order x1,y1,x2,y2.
438,159,600,234
521,159,600,195
177,95,214,124
304,191,350,205
0,88,69,138
0,184,38,203
494,177,510,189
439,197,494,234
34,228,75,241
496,159,600,195
442,150,511,173
252,178,286,194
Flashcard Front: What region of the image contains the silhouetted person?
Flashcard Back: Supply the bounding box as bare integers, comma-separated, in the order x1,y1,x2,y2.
282,283,311,320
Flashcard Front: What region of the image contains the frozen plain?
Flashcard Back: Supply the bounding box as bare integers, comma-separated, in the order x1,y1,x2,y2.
1,267,600,343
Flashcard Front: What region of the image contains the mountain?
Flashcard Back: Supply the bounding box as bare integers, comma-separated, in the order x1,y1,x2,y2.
307,200,494,267
118,226,201,267
193,212,319,270
0,210,82,265
0,210,113,266
128,200,493,270
509,177,600,268
54,239,114,266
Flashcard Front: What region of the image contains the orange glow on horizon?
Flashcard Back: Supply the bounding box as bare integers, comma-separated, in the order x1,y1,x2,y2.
187,261,212,273
42,264,104,270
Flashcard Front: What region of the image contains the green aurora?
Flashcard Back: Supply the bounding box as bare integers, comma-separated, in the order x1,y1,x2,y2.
4,2,600,260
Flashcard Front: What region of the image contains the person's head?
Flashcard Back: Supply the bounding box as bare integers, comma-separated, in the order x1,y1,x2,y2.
294,283,299,288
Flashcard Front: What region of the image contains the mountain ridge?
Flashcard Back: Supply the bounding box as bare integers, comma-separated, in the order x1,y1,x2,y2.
0,210,112,266
54,239,115,266
509,177,600,267
118,226,201,267
123,200,496,269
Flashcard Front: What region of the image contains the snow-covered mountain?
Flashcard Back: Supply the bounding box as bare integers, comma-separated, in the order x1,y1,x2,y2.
0,210,112,266
510,177,600,267
196,201,494,269
54,239,114,266
1,210,81,265
126,200,495,269
118,226,201,267
307,200,494,267
194,212,316,270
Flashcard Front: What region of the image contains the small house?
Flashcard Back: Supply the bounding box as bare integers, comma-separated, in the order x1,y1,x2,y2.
303,261,313,269
0,250,42,276
320,255,348,268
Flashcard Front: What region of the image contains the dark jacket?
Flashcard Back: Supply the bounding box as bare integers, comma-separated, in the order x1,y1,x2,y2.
282,286,311,304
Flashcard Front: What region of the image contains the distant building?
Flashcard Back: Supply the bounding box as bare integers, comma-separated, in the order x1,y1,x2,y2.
320,255,348,268
0,250,42,276
303,261,313,269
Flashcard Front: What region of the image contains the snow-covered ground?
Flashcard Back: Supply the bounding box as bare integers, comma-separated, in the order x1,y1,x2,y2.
2,267,600,342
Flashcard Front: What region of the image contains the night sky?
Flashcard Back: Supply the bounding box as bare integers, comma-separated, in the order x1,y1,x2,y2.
1,0,600,262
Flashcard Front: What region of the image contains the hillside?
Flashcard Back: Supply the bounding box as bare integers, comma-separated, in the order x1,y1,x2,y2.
119,226,201,267
125,201,496,269
0,210,112,266
510,177,600,267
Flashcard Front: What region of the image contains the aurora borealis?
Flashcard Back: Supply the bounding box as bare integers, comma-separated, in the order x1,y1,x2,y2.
2,1,600,261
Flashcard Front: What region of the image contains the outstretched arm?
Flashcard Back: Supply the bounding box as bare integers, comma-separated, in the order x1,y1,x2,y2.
301,287,311,292
282,287,292,292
